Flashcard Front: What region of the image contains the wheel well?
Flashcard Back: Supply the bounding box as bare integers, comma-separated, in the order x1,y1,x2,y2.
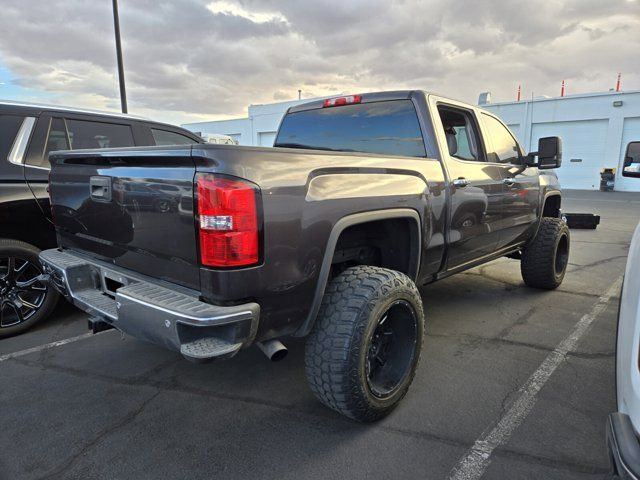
330,218,418,279
0,209,56,251
542,194,561,218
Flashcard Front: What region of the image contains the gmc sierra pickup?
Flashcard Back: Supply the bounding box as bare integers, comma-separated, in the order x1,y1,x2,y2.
40,91,569,421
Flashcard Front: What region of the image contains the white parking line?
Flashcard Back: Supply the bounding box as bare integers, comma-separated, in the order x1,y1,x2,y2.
0,331,108,363
448,276,623,480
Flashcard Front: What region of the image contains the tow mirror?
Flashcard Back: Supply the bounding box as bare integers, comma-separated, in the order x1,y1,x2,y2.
622,142,640,178
537,136,562,169
525,136,562,169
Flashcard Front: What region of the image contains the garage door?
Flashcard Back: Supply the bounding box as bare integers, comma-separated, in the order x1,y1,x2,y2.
258,132,277,147
616,117,640,192
531,120,608,190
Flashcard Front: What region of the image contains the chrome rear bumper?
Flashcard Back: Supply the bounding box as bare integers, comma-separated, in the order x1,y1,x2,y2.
39,249,259,361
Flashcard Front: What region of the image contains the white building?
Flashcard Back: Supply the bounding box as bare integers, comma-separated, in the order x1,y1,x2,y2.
182,90,640,191
182,97,322,147
483,90,640,191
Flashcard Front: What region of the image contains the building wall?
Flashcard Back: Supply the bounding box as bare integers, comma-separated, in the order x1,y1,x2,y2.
182,98,318,146
182,117,252,145
484,90,640,191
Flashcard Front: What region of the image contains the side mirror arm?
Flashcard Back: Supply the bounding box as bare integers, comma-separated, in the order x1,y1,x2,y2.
524,152,539,167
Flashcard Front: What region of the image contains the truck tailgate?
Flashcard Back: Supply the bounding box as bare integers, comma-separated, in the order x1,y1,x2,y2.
48,146,200,290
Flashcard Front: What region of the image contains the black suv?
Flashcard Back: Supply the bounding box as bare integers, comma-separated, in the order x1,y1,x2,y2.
0,100,203,337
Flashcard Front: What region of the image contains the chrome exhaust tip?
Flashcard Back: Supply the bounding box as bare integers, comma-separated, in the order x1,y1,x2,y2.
257,339,288,362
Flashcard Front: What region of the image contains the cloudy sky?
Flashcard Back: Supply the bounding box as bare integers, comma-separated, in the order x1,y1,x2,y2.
0,0,638,125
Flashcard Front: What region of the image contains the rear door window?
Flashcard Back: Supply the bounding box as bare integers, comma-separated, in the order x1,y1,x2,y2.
0,114,26,163
151,128,197,146
65,119,134,150
437,106,483,161
274,100,426,157
38,117,69,168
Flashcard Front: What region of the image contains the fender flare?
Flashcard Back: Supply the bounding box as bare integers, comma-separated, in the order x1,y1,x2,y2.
530,192,562,242
293,208,422,337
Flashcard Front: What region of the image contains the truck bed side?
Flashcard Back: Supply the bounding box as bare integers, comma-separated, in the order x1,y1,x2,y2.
49,144,446,341
191,144,446,338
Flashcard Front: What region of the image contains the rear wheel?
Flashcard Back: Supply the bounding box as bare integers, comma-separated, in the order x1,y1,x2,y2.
305,266,424,422
0,239,59,338
521,217,570,289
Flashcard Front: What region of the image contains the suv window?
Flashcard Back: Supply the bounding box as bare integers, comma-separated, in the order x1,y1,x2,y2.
1,115,26,163
482,114,519,164
274,100,426,157
39,118,70,168
151,128,196,146
66,119,134,150
624,142,640,174
437,106,482,161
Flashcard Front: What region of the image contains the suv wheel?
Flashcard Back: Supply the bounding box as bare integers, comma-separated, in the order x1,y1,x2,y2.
0,239,59,338
521,217,570,290
305,265,425,422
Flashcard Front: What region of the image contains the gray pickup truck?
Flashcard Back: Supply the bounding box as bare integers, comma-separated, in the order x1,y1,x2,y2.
40,90,569,421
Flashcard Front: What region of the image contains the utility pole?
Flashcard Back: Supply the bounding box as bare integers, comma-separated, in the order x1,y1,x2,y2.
112,0,128,113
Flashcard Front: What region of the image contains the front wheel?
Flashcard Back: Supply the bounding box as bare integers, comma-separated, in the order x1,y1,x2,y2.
305,266,425,422
0,239,59,338
521,217,570,290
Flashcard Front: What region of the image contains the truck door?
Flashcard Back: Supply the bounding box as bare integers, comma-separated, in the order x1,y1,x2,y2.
480,113,540,248
432,102,503,269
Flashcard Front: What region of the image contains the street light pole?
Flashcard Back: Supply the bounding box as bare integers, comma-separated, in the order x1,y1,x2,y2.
112,0,128,113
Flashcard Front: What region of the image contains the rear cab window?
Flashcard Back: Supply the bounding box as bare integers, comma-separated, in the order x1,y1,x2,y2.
274,100,426,157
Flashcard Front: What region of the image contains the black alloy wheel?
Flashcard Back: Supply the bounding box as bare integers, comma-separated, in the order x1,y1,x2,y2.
0,239,58,338
1,256,48,327
555,233,569,276
365,300,419,399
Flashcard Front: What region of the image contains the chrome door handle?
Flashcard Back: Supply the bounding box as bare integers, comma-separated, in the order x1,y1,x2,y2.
503,178,518,187
453,178,471,188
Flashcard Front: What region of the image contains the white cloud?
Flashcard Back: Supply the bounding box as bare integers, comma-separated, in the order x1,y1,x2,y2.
207,0,287,24
0,0,637,125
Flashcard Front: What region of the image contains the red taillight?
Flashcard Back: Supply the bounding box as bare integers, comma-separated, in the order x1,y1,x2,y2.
196,174,259,267
323,95,362,108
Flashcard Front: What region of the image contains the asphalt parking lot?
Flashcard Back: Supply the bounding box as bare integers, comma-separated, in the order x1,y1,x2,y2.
2,189,638,480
